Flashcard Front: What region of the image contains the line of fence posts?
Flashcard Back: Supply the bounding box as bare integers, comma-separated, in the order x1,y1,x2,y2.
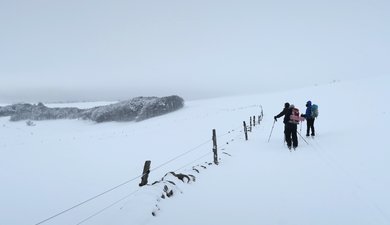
138,129,220,186
139,112,264,186
37,111,266,224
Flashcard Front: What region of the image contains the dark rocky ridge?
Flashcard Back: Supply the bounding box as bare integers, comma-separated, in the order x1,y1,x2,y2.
0,95,184,123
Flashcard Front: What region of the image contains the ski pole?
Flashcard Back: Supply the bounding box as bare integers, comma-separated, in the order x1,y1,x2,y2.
299,122,302,141
300,121,302,134
297,131,309,145
268,120,276,143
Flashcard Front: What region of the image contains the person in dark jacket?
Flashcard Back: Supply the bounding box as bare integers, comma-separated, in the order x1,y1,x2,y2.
285,105,299,150
301,100,315,136
274,102,298,150
274,102,290,124
274,102,290,136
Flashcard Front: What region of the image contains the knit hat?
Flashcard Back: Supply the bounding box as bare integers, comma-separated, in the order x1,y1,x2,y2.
284,102,290,108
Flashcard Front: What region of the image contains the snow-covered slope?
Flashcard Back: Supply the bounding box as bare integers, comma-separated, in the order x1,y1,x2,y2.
0,76,389,225
0,95,184,122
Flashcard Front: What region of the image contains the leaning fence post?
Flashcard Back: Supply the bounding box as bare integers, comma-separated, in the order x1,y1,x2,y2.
243,121,248,141
261,107,264,119
139,160,151,187
212,129,219,165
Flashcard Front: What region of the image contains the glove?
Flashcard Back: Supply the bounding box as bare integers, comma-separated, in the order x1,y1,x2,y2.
274,116,277,121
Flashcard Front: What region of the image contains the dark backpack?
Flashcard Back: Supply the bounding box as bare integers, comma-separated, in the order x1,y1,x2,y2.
311,104,319,118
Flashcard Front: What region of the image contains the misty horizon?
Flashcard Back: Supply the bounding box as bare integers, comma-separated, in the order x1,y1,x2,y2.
1,0,389,103
0,78,347,104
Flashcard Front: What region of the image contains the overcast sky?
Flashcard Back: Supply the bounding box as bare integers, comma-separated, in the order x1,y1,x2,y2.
0,0,389,103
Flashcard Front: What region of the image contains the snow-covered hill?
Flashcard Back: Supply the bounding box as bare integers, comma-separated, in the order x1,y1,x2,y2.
0,95,184,122
0,76,389,225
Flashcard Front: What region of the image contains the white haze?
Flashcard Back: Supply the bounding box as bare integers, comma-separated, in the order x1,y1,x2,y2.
0,0,389,103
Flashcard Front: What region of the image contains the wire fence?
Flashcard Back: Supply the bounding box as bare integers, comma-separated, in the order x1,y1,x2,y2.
35,106,264,225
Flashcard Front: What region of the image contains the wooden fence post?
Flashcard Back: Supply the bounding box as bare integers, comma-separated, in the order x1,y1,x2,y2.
212,129,219,165
253,116,256,127
249,117,252,132
243,121,248,141
258,115,261,125
261,107,264,120
139,160,151,187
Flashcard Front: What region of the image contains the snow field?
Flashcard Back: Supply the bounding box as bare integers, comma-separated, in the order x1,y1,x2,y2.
0,76,389,225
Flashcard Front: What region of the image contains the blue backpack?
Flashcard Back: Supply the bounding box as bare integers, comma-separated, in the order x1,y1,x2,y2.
311,104,319,118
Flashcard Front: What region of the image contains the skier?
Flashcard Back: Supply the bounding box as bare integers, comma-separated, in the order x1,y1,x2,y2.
274,102,290,131
274,103,299,150
301,101,315,136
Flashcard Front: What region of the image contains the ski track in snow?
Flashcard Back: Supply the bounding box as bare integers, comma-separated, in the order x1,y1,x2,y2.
307,137,390,224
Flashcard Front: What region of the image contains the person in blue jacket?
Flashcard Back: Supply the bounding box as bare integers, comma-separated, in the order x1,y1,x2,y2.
301,101,315,136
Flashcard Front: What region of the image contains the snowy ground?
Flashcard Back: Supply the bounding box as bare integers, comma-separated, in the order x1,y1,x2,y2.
0,76,389,225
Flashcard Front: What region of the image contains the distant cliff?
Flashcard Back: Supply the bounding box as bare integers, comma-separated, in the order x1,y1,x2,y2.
0,95,184,123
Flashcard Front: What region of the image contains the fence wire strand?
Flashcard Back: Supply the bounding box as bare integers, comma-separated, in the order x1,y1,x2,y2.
76,189,140,225
35,113,262,225
35,138,213,225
